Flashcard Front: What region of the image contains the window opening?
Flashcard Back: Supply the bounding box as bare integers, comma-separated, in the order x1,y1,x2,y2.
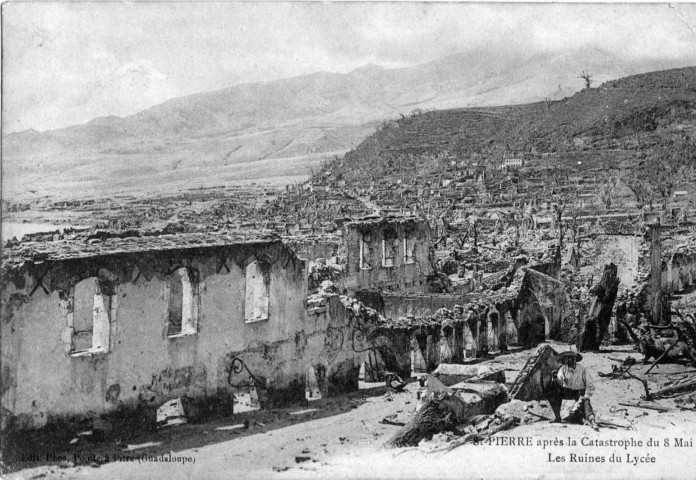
71,277,112,356
359,235,373,270
245,260,270,323
403,235,416,264
168,267,199,337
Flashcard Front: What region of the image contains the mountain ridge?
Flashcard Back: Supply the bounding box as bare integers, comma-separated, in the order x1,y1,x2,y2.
3,49,694,201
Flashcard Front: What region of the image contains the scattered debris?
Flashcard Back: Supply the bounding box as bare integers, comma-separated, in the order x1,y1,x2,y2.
215,424,247,431
651,377,696,399
525,410,552,422
415,412,518,454
609,406,629,415
598,363,653,400
156,397,188,427
496,399,554,424
675,393,696,411
123,442,163,451
595,419,632,430
68,429,94,445
385,372,407,392
380,415,406,427
618,402,670,412
290,408,318,415
622,321,696,368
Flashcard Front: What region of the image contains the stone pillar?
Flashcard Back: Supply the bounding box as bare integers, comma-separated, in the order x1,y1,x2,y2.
647,222,669,325
504,311,518,346
487,306,500,351
439,327,453,364
478,314,488,357
463,322,476,360
427,334,439,371
453,324,464,362
411,335,427,375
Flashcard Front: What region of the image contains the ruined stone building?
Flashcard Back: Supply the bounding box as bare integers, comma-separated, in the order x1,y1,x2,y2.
341,216,432,295
0,231,387,430
4,214,667,431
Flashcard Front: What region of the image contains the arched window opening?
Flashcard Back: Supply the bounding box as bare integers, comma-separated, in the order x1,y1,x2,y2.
359,350,387,389
410,332,428,376
71,277,113,356
382,237,397,267
403,235,416,264
168,267,199,337
359,234,373,270
245,260,270,323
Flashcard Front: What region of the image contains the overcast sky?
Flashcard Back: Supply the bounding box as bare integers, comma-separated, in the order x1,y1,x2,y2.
3,2,696,133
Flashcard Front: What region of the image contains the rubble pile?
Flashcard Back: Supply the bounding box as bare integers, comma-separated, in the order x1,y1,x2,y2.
385,375,510,448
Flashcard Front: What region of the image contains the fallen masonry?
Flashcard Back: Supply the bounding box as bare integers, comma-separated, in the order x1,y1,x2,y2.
382,333,696,451
385,375,509,448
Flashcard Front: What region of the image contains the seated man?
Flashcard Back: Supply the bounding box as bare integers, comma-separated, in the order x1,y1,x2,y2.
546,350,599,431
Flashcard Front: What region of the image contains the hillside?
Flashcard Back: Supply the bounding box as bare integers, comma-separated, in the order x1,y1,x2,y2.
3,49,690,201
330,67,696,185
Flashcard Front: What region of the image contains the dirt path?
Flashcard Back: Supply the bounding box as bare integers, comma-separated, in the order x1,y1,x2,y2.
7,344,696,480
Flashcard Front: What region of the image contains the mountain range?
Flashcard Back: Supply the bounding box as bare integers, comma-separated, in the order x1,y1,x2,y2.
3,47,693,201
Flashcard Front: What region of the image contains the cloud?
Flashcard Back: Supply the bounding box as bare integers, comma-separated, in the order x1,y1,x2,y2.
4,45,175,133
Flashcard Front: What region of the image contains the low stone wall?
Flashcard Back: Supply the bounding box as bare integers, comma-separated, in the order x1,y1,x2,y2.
381,293,467,319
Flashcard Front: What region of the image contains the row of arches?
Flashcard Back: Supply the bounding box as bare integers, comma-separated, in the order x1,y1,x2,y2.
410,308,526,375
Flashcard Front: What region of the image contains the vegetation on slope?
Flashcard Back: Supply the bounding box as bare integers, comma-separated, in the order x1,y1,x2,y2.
323,67,696,206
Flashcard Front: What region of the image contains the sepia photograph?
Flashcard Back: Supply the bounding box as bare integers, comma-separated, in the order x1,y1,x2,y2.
1,1,696,479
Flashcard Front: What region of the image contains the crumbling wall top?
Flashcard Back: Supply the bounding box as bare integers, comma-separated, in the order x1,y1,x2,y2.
1,230,282,275
597,219,649,236
343,214,427,230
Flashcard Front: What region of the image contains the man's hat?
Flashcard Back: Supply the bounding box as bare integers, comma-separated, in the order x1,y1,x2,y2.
557,350,583,362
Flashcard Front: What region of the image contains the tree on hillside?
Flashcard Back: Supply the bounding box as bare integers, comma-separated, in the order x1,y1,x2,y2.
552,197,568,251
625,177,655,210
579,70,594,90
597,172,623,210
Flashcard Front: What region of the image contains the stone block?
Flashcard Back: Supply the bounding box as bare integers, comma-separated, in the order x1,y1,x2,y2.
432,363,506,385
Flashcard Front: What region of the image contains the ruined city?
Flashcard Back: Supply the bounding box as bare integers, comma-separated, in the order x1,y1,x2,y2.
2,3,696,480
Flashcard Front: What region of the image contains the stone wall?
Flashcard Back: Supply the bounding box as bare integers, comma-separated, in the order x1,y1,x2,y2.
517,268,575,345
591,234,641,288
381,293,469,319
